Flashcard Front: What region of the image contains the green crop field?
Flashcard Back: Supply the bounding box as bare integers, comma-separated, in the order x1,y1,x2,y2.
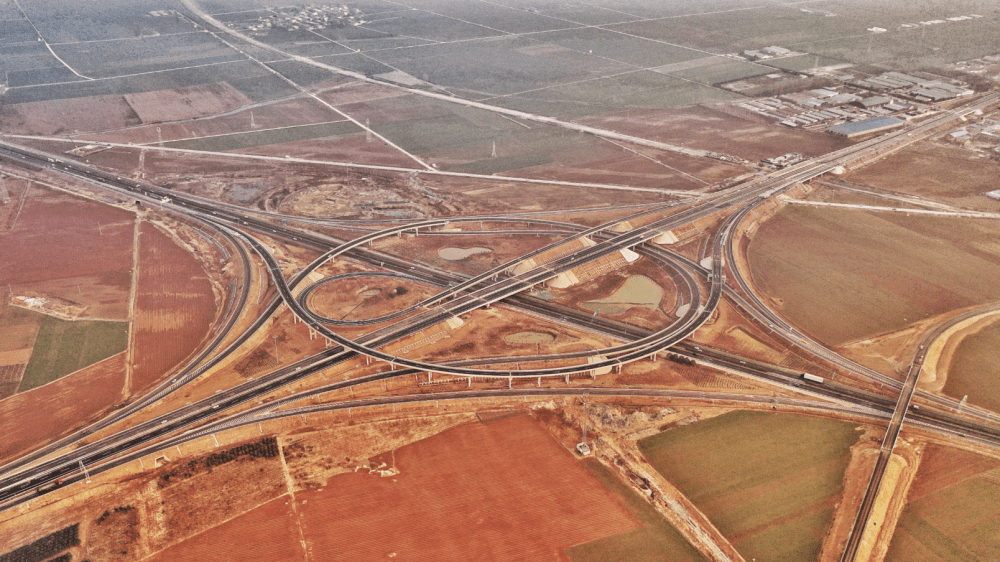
19,312,128,392
942,320,1000,415
639,411,861,562
568,458,706,562
748,206,1000,345
887,458,1000,561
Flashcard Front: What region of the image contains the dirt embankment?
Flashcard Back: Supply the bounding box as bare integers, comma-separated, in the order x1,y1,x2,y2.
918,309,1000,393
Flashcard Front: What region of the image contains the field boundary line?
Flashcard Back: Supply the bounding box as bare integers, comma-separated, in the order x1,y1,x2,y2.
276,436,312,561
10,0,94,81
4,134,699,196
123,216,142,399
136,119,354,148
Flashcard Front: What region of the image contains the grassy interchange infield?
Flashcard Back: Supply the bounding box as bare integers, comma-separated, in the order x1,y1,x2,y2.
19,311,128,393
748,206,1000,345
638,411,862,562
943,319,1000,420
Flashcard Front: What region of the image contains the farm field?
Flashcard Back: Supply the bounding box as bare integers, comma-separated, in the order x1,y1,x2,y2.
747,206,1000,345
0,352,126,463
18,311,127,393
886,444,1000,562
0,95,141,136
569,457,706,562
4,60,299,105
639,410,862,562
841,143,1000,212
297,415,638,561
124,82,252,124
80,95,339,145
130,222,215,394
162,120,361,152
1,184,135,320
942,319,1000,414
145,496,305,562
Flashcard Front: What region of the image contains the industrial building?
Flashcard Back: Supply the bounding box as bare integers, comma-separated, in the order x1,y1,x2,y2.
828,116,905,138
855,96,892,109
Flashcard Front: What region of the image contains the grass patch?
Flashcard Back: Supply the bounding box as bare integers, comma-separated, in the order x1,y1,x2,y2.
748,206,1000,345
19,312,127,392
639,411,861,562
944,319,1000,414
888,471,1000,561
162,120,361,152
568,457,705,562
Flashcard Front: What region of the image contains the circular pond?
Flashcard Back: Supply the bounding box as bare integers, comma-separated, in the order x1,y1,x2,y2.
504,331,556,345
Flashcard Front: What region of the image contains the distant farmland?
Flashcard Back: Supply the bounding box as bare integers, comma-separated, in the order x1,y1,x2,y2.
162,120,361,152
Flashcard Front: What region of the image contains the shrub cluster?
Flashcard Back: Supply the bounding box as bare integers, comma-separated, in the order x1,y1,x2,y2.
0,523,79,562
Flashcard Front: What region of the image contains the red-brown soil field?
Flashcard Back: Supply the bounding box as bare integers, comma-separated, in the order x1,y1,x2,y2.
124,83,252,124
297,415,638,562
1,184,135,320
145,496,305,562
129,222,215,394
0,95,141,135
0,352,126,462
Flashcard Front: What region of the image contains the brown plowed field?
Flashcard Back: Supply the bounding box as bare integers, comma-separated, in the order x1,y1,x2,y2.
1,184,134,319
125,83,252,124
145,496,305,562
0,95,141,135
130,223,215,394
297,415,638,562
0,352,125,462
317,83,409,106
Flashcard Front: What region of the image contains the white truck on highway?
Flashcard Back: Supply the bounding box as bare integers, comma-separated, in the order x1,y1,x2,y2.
802,373,824,384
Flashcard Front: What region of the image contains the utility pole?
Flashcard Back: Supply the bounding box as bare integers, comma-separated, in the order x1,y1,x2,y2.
491,141,497,158
250,110,256,129
366,118,372,142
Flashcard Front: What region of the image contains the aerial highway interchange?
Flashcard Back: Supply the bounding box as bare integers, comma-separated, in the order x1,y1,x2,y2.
1,89,1000,562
